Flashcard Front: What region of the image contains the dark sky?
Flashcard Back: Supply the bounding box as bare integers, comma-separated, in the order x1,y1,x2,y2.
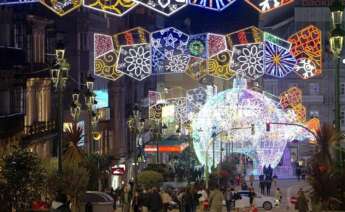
164,0,259,34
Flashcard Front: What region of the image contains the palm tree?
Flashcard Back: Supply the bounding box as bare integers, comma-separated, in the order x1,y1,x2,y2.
63,122,84,164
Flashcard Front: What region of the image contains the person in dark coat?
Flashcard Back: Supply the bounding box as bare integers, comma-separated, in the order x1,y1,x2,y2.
132,190,142,212
296,190,309,212
259,175,265,195
248,187,256,206
149,187,163,212
50,193,70,212
265,176,272,196
181,187,193,212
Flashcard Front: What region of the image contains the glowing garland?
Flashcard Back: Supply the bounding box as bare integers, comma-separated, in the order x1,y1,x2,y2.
245,0,294,13
189,0,236,11
40,0,82,16
83,0,137,16
134,0,188,16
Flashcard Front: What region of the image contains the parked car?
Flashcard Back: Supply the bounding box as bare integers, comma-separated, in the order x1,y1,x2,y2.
223,191,277,210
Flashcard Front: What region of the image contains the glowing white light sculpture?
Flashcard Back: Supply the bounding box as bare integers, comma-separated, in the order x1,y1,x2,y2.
191,77,313,174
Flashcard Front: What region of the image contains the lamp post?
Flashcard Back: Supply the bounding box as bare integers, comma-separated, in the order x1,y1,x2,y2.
151,122,167,164
50,42,70,175
330,0,345,167
128,104,145,187
70,74,99,153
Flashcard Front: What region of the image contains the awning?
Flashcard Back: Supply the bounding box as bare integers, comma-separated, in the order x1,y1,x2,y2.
144,135,189,153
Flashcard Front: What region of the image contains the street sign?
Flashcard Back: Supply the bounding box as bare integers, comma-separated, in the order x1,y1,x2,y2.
111,164,125,175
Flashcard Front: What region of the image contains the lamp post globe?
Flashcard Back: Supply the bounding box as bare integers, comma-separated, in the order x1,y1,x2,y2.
330,25,345,57
330,0,344,26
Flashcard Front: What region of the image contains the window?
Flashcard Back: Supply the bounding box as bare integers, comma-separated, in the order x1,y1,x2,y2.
309,110,319,118
341,111,345,127
309,83,320,95
341,83,345,95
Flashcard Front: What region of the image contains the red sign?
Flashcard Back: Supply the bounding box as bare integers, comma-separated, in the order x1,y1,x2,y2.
111,164,126,175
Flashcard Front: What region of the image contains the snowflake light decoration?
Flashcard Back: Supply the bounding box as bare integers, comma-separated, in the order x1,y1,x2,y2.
245,0,294,13
189,0,236,11
264,41,296,78
231,43,264,80
117,43,152,81
94,51,124,81
192,78,313,174
186,87,209,116
134,0,188,16
185,57,208,81
40,0,82,16
113,27,150,49
288,25,322,79
83,0,137,16
207,50,236,80
151,27,190,74
226,26,263,49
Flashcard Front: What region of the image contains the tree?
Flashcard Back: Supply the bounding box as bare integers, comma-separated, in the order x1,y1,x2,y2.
47,161,89,212
1,148,47,211
63,122,84,164
138,170,163,188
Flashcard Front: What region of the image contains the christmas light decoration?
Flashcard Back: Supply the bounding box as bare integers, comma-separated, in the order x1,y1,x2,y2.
188,34,208,59
288,25,322,80
94,34,114,58
192,77,313,173
149,103,164,120
207,50,236,80
189,0,236,11
208,33,227,58
185,57,208,81
117,43,152,81
286,86,302,107
83,0,137,16
40,0,82,16
94,51,124,81
263,32,291,50
166,97,188,123
292,103,306,122
134,0,187,16
245,0,294,13
264,41,296,78
226,26,263,49
151,27,190,74
231,43,264,80
113,27,150,48
186,87,208,115
0,0,37,5
148,91,162,106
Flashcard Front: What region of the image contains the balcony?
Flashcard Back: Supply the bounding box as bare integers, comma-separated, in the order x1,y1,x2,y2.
22,121,57,146
0,113,24,138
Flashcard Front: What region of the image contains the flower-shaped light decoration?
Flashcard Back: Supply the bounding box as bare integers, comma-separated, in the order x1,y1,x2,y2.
232,43,264,80
83,0,137,16
117,43,152,80
264,41,296,78
189,0,236,11
192,78,314,174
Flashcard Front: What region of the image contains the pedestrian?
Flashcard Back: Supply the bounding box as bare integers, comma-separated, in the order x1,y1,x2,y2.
296,166,302,180
161,189,172,212
181,187,193,212
248,187,256,206
259,175,265,195
141,188,150,212
274,187,282,206
191,186,199,212
225,187,234,212
295,189,309,212
50,193,70,212
249,174,254,187
209,186,224,212
149,187,163,212
265,176,272,196
132,190,142,212
121,185,131,212
272,174,278,187
109,188,117,211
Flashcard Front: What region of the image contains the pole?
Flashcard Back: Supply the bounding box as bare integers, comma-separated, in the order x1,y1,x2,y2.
134,131,138,187
335,56,341,131
156,127,159,164
212,137,215,169
89,110,93,153
57,73,63,175
205,148,209,189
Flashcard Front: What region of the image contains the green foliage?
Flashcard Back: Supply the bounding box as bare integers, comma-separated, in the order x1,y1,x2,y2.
138,170,163,188
82,153,114,190
0,148,47,210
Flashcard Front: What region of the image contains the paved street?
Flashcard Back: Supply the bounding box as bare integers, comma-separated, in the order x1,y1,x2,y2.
115,178,309,212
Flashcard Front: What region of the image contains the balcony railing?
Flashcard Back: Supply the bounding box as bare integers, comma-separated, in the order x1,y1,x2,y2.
0,113,24,138
24,121,56,137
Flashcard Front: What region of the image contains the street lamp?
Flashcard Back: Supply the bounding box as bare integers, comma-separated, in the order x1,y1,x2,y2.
50,42,70,175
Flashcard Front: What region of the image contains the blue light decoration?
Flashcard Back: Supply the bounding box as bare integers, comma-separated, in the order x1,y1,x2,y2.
134,0,188,16
189,0,236,11
94,90,109,109
151,27,190,74
191,77,314,174
0,0,37,5
264,41,296,78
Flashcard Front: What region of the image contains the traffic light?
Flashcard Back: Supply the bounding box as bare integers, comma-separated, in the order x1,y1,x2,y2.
251,124,255,135
266,123,271,132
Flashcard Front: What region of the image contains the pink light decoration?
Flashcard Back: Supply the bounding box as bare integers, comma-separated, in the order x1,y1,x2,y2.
94,34,114,58
208,33,227,58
